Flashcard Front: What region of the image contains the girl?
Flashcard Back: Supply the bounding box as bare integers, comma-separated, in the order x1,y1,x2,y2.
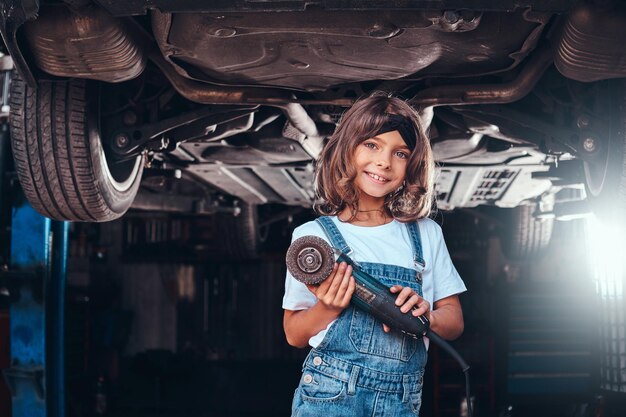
283,92,466,416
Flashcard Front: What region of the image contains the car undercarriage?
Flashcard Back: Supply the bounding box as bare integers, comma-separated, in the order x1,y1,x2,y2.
1,0,625,258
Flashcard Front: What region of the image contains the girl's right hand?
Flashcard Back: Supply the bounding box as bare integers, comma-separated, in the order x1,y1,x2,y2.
306,262,355,312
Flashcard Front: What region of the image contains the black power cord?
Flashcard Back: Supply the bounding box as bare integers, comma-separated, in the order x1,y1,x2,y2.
426,329,472,417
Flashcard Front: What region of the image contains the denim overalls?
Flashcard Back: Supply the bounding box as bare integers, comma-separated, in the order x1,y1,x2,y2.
291,216,427,417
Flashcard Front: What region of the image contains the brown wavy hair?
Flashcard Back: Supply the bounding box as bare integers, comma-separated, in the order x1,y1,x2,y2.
314,92,435,222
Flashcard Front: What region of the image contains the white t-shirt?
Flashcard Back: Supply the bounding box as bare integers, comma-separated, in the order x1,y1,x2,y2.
282,216,467,348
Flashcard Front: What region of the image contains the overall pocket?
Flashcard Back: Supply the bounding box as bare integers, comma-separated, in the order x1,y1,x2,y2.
299,368,346,403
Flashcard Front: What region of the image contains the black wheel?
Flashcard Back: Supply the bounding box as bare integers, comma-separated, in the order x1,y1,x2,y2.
9,72,144,222
500,204,554,261
582,80,626,225
216,203,262,259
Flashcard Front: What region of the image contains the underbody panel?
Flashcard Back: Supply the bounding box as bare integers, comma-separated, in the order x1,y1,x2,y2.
156,9,546,91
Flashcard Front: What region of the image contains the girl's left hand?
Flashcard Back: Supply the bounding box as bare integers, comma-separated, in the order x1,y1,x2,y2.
382,285,430,333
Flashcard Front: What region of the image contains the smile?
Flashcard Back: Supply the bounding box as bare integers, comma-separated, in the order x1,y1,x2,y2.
366,172,390,183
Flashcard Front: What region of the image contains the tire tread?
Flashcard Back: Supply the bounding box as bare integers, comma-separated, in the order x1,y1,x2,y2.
9,71,141,221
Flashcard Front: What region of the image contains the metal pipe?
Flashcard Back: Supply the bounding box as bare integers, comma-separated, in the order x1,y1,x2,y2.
410,43,554,108
149,51,353,107
274,102,326,157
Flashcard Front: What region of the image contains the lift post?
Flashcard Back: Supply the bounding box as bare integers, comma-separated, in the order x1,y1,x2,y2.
0,117,69,417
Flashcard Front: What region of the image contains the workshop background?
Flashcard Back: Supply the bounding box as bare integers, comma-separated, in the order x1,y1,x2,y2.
2,174,625,417
2,1,626,416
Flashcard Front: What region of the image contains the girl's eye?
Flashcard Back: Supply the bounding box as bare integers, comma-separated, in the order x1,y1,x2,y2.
363,142,377,150
395,151,409,159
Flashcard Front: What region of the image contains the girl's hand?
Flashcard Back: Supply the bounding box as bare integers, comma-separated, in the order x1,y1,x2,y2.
382,285,430,333
306,262,355,313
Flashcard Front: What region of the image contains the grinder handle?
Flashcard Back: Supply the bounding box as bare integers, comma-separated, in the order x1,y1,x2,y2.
336,253,430,338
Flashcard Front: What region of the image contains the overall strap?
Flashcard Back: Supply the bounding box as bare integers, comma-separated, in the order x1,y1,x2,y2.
406,221,425,275
315,217,353,256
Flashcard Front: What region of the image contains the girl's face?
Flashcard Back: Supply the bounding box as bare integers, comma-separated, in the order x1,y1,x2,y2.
352,130,410,206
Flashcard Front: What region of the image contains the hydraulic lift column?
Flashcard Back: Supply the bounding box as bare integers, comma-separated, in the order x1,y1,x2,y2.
0,113,69,417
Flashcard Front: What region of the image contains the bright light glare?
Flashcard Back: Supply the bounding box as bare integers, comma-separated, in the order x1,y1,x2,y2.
586,215,624,299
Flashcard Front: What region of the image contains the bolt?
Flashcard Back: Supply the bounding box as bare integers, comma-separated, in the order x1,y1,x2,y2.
576,114,591,129
443,10,460,24
367,23,400,39
114,133,130,148
582,136,597,153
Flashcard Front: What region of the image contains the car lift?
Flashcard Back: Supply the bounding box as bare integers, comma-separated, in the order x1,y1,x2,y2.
1,118,69,417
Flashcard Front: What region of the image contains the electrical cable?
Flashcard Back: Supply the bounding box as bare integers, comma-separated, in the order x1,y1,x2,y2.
426,329,472,417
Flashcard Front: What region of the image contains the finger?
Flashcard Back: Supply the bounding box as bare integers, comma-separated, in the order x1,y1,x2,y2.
340,276,356,306
328,262,348,292
382,323,391,333
389,285,402,293
320,262,344,298
412,299,430,317
394,287,415,306
400,294,420,313
333,265,353,304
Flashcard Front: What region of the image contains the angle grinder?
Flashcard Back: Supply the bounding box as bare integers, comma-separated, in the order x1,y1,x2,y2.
285,235,473,416
286,235,430,338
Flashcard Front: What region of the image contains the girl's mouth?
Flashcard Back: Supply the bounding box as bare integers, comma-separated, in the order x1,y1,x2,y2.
366,172,389,183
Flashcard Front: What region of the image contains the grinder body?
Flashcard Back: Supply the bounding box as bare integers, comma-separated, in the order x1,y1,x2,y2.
334,252,430,338
286,235,429,338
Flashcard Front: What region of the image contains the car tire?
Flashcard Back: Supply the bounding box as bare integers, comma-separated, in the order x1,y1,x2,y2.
216,203,262,259
500,204,554,261
9,72,144,222
582,80,626,225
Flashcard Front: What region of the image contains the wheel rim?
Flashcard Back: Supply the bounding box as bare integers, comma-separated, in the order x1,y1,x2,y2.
101,148,144,193
88,83,144,193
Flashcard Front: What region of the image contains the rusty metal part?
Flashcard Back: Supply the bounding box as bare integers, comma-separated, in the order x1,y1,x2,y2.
554,1,626,82
149,50,353,107
410,43,554,108
22,5,146,83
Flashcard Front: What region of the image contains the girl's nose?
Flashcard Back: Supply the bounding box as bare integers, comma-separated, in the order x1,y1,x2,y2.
376,158,390,169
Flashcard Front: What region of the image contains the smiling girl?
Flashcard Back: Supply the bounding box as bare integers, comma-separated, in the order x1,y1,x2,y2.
283,92,467,416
